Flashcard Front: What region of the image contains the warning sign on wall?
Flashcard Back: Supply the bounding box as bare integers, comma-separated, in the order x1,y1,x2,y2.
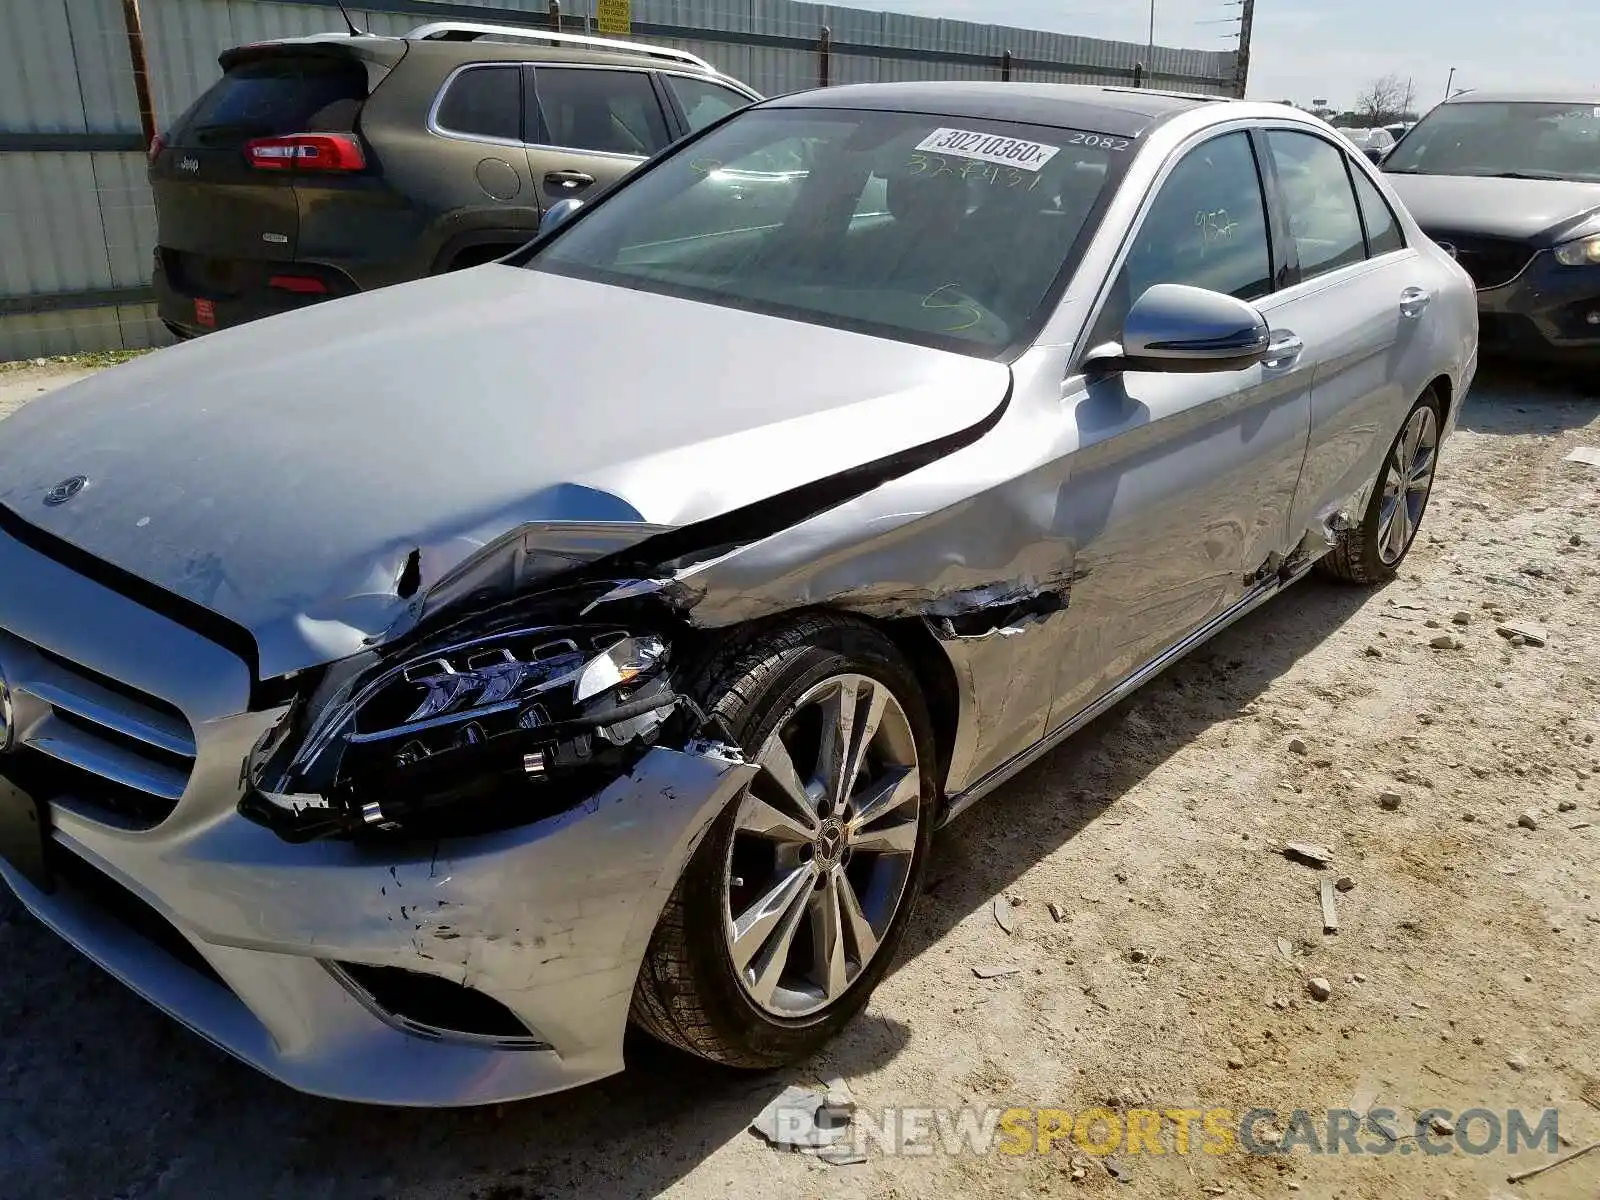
596,0,631,35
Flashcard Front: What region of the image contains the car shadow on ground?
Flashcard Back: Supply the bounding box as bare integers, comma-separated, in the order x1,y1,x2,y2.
1456,360,1598,434
894,577,1372,972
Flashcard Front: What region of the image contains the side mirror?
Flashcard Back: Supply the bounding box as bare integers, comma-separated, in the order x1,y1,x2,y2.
1084,283,1270,375
539,197,585,236
1364,145,1387,164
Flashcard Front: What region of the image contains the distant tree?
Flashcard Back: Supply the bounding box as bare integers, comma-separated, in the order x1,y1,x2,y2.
1354,73,1417,125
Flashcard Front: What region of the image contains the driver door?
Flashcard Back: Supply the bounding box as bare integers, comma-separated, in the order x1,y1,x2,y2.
1047,129,1314,728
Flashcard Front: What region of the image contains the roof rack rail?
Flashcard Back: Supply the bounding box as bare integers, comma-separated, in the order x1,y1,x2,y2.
405,21,715,72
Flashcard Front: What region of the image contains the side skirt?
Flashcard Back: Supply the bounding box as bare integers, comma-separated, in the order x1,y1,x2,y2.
938,564,1314,826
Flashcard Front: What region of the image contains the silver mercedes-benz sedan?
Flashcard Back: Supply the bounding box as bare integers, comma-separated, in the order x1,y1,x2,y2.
0,82,1476,1106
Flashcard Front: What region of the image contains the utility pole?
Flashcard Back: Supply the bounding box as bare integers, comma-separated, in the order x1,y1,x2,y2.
1233,0,1255,99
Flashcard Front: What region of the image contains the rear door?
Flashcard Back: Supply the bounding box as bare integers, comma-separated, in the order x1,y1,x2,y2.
151,51,371,276
525,65,675,208
1259,128,1432,535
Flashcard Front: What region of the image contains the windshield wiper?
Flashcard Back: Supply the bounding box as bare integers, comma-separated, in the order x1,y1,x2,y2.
1475,170,1567,181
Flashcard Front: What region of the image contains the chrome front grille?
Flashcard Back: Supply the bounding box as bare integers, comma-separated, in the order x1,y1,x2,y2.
1,633,196,827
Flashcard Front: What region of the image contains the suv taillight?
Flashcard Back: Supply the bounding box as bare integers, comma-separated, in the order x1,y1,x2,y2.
147,133,165,163
245,133,365,172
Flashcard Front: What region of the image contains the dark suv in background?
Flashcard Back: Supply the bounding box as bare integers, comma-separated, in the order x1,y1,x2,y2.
148,21,760,338
1382,91,1600,367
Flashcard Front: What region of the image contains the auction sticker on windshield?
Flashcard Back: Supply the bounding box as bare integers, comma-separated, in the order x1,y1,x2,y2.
914,128,1063,171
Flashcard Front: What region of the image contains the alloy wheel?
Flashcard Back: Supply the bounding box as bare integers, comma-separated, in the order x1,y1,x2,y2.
722,673,922,1019
1377,404,1439,565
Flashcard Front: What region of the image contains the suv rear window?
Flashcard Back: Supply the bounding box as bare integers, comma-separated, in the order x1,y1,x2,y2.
175,57,368,147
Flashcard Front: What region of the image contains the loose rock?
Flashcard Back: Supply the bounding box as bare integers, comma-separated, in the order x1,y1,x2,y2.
1307,976,1333,1001
992,895,1017,934
1047,902,1066,923
1557,800,1578,813
1518,810,1539,830
1365,645,1384,658
1335,875,1356,892
1379,790,1403,811
1496,621,1547,647
1507,1053,1529,1072
1283,842,1335,867
1452,611,1472,625
1430,634,1464,650
1288,737,1308,755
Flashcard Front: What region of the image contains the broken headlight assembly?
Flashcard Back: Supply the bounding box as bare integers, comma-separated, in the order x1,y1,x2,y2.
242,626,678,841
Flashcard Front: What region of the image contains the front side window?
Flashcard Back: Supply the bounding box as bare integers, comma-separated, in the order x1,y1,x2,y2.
1093,130,1272,343
530,108,1130,356
534,68,671,157
434,65,522,142
1267,130,1366,282
666,75,753,133
1384,101,1600,182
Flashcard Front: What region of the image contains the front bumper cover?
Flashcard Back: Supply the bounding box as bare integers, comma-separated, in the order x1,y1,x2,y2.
1476,253,1600,364
2,743,754,1106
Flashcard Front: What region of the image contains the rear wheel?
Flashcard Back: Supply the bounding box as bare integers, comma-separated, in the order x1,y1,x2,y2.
1318,390,1442,584
631,615,936,1068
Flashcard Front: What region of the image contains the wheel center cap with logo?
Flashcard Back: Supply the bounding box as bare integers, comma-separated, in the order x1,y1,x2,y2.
814,817,846,867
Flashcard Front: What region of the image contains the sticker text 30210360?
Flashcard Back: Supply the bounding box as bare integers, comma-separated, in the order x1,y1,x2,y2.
912,126,1131,171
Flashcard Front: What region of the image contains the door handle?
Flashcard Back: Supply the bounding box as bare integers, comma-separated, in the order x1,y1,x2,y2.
1399,286,1432,318
1261,331,1304,370
545,170,596,191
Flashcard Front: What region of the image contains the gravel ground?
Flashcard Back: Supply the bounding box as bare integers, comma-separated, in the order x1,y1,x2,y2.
2,359,1598,1200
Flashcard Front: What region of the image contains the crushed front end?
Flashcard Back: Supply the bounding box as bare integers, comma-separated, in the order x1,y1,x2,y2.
0,527,755,1105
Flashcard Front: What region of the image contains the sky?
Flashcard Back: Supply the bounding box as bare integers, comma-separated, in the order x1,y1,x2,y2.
863,0,1600,110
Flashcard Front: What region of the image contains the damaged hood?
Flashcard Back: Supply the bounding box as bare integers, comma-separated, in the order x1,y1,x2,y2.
0,267,1009,678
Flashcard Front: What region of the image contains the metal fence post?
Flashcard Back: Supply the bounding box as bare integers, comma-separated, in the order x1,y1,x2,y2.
1133,61,1144,88
549,0,563,32
818,25,831,88
1234,0,1255,97
119,0,158,147
1000,49,1011,82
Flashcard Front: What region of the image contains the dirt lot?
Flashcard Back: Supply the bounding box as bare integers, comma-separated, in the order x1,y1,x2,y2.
2,358,1597,1200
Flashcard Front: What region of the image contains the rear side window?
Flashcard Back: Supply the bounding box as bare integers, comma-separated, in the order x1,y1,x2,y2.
665,75,752,133
176,57,367,146
1266,130,1366,282
434,65,522,142
1351,167,1406,255
533,68,671,157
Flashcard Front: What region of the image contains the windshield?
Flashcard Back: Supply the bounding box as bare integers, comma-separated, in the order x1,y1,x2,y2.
1384,101,1600,181
528,107,1130,357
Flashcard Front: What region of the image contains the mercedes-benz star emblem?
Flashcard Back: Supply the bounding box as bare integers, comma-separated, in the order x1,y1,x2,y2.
43,475,88,506
0,664,14,754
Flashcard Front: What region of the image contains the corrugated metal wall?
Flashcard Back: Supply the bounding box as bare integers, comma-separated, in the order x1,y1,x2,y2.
0,0,1239,361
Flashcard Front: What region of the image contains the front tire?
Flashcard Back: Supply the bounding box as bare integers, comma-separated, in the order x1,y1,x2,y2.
1318,389,1443,584
631,615,937,1068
